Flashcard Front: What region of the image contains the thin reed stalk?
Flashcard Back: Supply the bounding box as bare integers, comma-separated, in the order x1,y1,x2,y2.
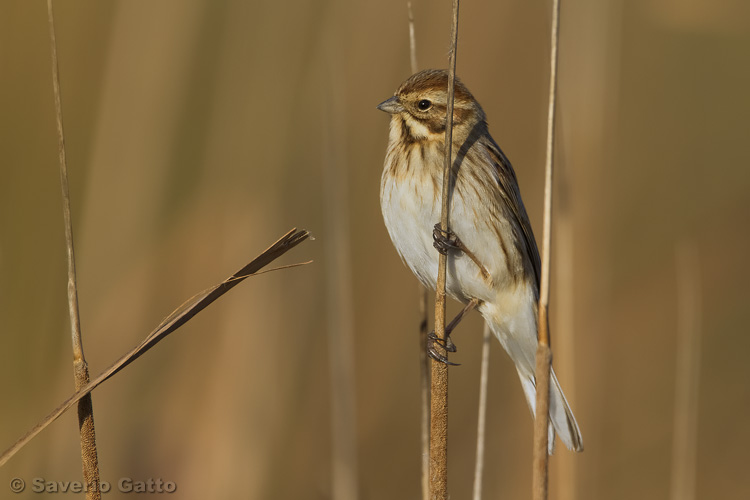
407,2,419,74
552,163,578,500
670,241,702,500
322,65,359,500
419,286,430,500
430,1,459,498
533,0,561,498
472,322,491,500
406,4,430,500
46,2,101,498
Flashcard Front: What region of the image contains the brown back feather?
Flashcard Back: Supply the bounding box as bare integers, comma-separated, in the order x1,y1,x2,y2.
484,136,542,289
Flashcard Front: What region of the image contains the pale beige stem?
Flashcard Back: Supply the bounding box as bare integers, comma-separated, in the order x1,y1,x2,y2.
553,183,578,500
406,6,430,499
322,64,359,500
670,241,702,500
472,322,491,500
408,2,418,74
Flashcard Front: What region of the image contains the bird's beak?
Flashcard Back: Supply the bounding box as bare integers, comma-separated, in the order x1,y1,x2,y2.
377,96,404,114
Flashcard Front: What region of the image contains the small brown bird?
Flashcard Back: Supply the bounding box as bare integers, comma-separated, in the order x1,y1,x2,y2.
378,69,583,452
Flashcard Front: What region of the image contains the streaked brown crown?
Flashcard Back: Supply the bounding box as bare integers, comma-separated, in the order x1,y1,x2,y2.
392,69,486,136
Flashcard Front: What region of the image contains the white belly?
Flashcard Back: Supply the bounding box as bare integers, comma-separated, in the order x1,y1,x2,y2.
380,167,508,305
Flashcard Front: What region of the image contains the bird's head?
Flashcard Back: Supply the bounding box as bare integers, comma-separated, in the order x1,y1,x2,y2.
377,69,486,143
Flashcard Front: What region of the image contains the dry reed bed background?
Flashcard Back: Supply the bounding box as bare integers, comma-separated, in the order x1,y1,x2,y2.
1,1,749,499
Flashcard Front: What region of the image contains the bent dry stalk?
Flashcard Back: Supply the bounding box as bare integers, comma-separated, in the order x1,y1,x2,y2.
0,229,310,467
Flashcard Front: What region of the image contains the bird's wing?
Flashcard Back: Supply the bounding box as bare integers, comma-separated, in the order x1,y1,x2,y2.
485,137,542,288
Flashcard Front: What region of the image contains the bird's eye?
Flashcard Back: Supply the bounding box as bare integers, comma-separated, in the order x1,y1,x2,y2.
417,99,432,111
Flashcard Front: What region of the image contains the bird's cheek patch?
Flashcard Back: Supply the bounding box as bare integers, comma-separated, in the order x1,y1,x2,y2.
405,116,442,141
453,107,471,124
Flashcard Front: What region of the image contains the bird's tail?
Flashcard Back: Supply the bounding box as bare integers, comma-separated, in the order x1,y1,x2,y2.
517,368,584,453
482,298,583,453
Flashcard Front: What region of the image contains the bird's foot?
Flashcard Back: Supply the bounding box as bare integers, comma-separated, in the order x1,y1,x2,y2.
432,223,462,255
432,223,492,283
427,330,460,366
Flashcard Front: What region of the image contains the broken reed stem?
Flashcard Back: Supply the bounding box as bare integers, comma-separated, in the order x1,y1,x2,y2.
430,1,459,499
533,0,561,498
406,4,430,500
472,322,491,500
46,2,101,498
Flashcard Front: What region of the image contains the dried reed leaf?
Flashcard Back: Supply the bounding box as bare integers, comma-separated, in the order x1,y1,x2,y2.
0,228,310,467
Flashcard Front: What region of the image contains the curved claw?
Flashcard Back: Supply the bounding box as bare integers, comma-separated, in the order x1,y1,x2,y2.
428,346,460,366
432,223,460,255
427,330,460,366
432,223,492,284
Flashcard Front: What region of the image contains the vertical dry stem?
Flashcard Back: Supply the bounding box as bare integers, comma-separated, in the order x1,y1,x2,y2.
532,332,552,500
472,322,491,500
430,1,459,499
418,287,430,500
407,2,419,74
553,170,578,500
670,242,702,500
322,37,359,500
46,1,101,498
533,0,561,498
406,5,430,500
429,353,449,500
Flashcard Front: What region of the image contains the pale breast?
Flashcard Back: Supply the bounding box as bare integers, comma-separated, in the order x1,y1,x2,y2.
380,153,440,291
380,141,516,305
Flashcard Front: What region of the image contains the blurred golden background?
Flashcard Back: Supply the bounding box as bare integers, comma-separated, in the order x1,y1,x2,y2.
1,0,749,498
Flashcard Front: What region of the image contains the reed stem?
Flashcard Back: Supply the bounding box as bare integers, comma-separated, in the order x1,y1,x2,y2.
46,2,101,497
430,1,460,498
533,0,561,498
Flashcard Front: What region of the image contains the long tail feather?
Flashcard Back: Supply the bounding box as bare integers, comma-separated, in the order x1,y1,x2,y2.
518,369,583,453
482,298,584,453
